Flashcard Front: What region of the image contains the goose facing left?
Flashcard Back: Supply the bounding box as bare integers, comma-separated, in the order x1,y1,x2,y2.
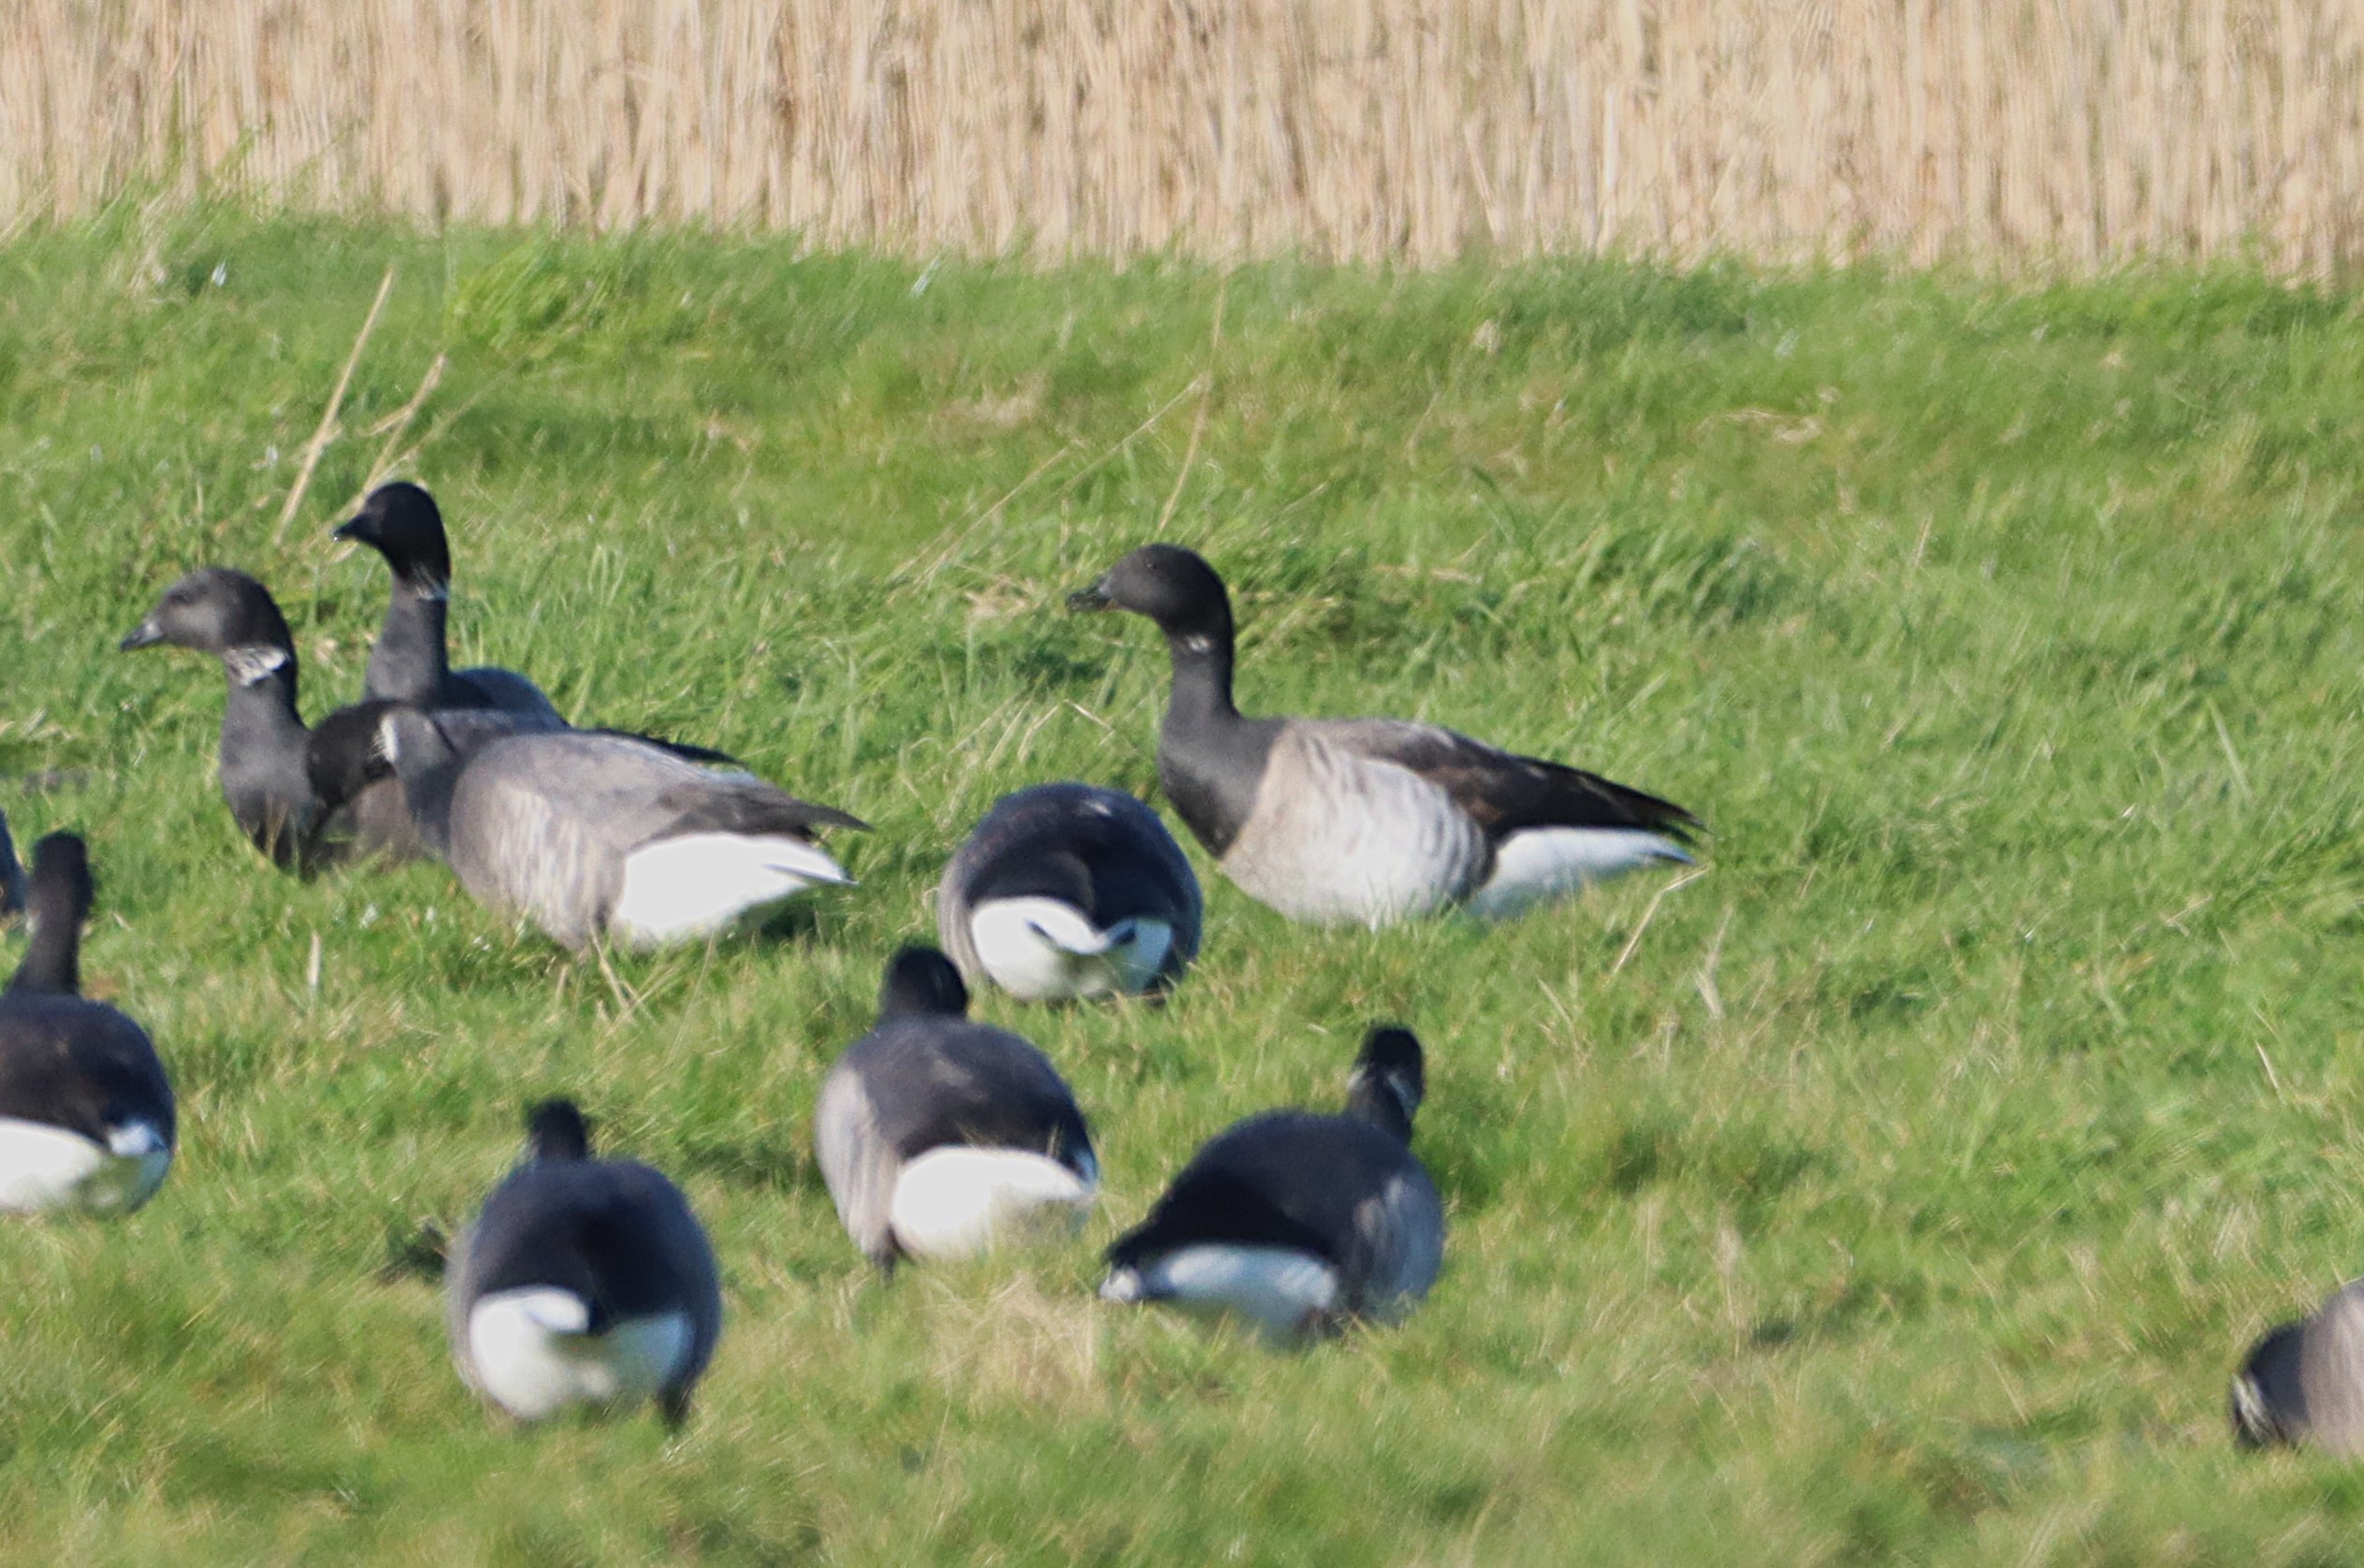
446,1099,721,1427
380,708,865,951
1070,544,1700,927
0,834,175,1215
120,567,418,869
815,946,1098,1270
334,481,564,723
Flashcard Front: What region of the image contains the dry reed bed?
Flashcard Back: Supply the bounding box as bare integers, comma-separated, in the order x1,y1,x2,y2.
5,0,2363,271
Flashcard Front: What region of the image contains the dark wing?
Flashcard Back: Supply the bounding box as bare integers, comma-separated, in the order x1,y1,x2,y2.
588,730,743,768
653,778,870,836
1313,719,1700,843
1107,1112,1409,1274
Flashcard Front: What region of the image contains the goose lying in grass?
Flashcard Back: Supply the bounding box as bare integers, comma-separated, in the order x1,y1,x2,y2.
121,568,421,869
1069,544,1700,926
335,482,566,724
379,707,864,951
815,946,1097,1270
446,1099,720,1427
2234,1278,2364,1454
1101,1025,1442,1343
0,833,175,1215
937,782,1201,1002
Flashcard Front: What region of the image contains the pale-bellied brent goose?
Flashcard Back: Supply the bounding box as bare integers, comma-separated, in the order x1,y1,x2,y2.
937,782,1202,1001
815,946,1097,1270
1070,544,1700,926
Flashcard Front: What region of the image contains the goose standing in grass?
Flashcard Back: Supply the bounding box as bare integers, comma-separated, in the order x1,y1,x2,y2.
937,782,1202,1002
2233,1279,2364,1453
0,834,174,1215
121,568,419,869
378,708,863,951
1101,1025,1442,1343
815,946,1097,1270
1068,544,1700,926
447,1099,721,1427
0,809,24,920
335,482,565,723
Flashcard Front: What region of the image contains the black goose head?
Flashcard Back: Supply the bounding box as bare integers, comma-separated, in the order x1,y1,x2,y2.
120,568,297,679
2233,1319,2309,1448
878,944,969,1021
1344,1025,1426,1142
305,699,400,813
1069,544,1234,646
525,1098,594,1163
9,832,95,995
336,482,453,590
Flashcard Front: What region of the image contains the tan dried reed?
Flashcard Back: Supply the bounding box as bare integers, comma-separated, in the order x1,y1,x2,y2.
3,0,2361,272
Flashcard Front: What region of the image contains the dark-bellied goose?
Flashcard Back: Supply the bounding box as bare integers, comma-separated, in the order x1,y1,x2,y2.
2233,1279,2364,1453
446,1099,721,1427
121,568,420,869
936,782,1202,1002
336,482,564,723
1100,1025,1442,1343
0,809,23,920
380,708,864,951
1068,544,1701,926
814,946,1097,1270
0,834,174,1215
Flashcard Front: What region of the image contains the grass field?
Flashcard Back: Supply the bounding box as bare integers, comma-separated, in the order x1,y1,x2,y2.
7,208,2364,1563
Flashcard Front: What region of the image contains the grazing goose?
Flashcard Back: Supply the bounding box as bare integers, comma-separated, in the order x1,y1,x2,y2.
814,946,1097,1270
0,810,24,920
1100,1025,1442,1343
335,482,564,723
937,782,1202,1002
379,708,864,951
447,1099,721,1427
1068,544,1700,926
2233,1279,2364,1453
0,834,175,1215
121,568,420,869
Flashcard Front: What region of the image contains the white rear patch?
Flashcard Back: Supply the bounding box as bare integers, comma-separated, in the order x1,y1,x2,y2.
466,1289,693,1421
889,1145,1096,1261
1460,827,1691,922
609,832,851,948
969,897,1174,1000
1100,1244,1341,1342
0,1116,171,1215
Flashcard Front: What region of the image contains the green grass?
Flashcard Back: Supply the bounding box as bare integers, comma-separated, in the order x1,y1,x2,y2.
7,204,2364,1563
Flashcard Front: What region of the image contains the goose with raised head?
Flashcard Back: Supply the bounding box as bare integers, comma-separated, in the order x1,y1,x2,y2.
378,708,863,951
1069,544,1700,926
1100,1025,1442,1343
121,568,419,869
937,782,1202,1002
2233,1279,2364,1454
446,1099,721,1427
0,834,175,1215
335,482,565,723
814,946,1097,1270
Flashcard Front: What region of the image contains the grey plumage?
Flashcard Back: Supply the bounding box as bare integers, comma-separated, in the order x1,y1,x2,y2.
814,947,1096,1270
1069,544,1700,927
446,1100,721,1427
381,711,863,951
936,782,1202,1001
2234,1280,2364,1454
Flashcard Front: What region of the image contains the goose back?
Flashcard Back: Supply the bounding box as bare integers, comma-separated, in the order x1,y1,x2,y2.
2235,1280,2364,1454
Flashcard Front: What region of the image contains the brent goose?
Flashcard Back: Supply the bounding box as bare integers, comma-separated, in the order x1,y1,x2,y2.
2234,1279,2364,1453
1069,544,1700,926
936,782,1202,1001
0,834,175,1214
121,568,420,868
814,946,1097,1270
335,482,564,723
446,1099,721,1426
1100,1025,1442,1343
379,708,863,951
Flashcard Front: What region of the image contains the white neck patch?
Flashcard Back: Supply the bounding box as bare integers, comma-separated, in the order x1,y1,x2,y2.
222,646,291,687
404,577,452,603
